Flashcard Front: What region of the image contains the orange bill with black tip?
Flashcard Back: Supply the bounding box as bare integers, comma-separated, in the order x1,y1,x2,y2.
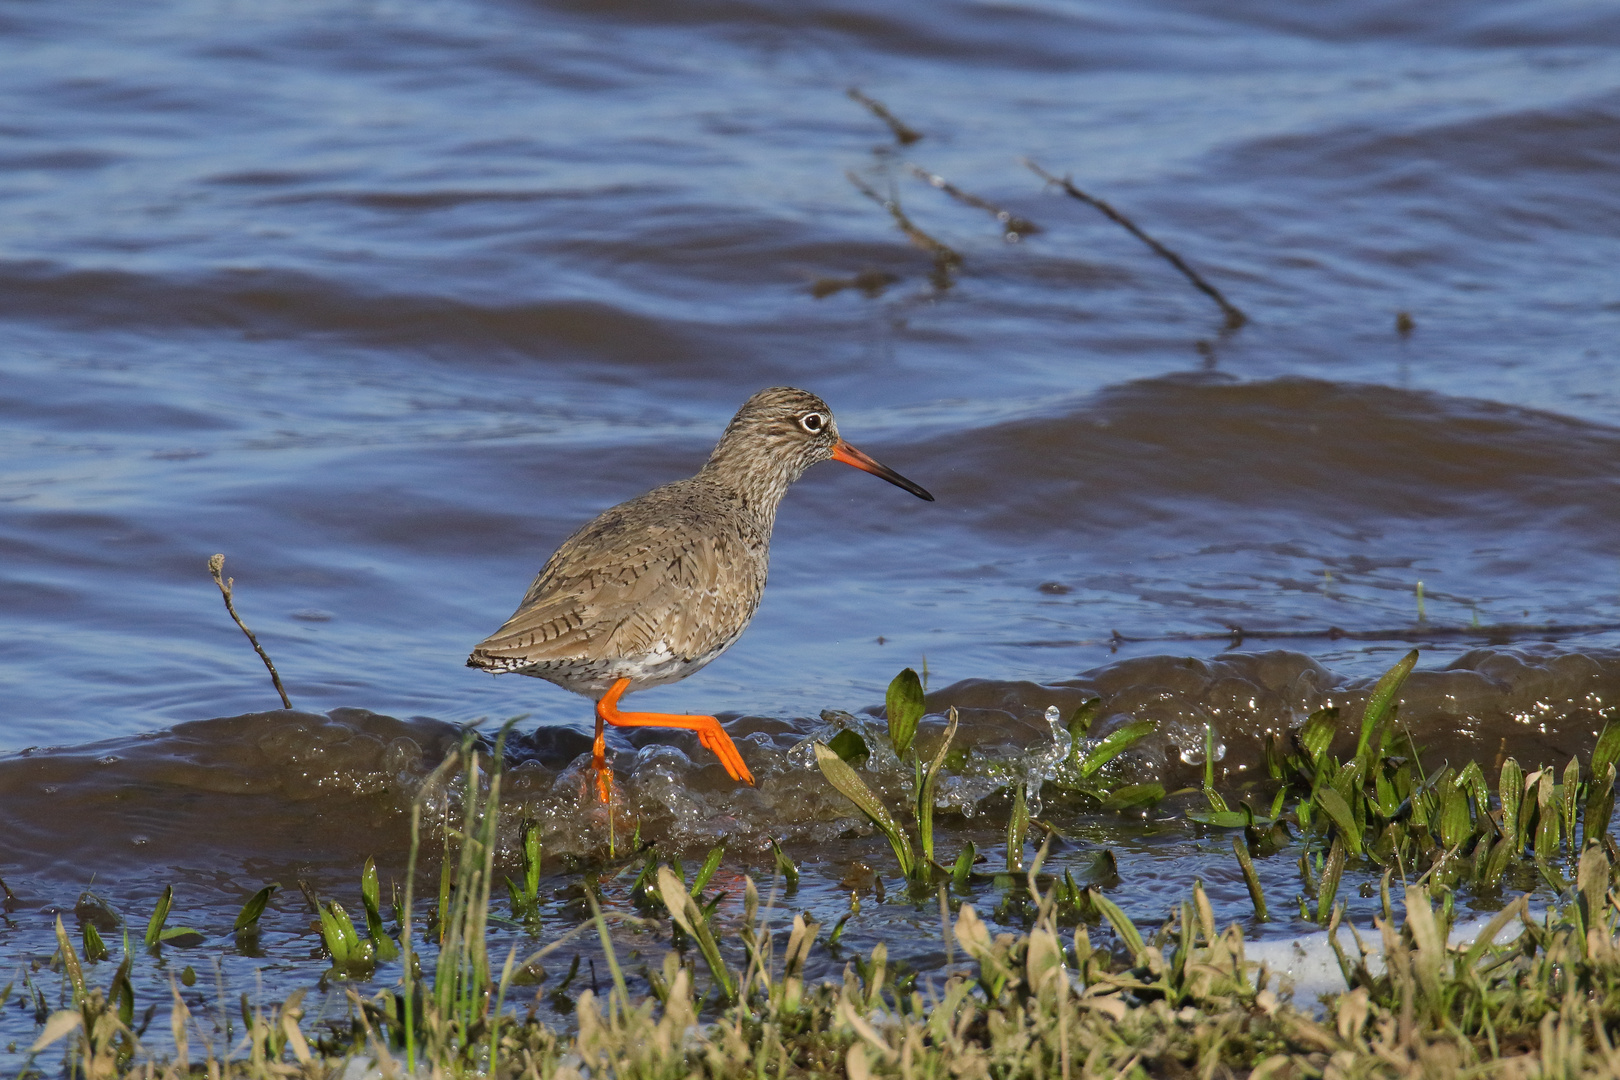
831,441,934,501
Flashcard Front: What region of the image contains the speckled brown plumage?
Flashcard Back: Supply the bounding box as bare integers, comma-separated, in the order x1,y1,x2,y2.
466,386,933,791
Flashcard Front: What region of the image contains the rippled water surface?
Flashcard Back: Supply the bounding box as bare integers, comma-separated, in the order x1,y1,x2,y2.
3,0,1619,1062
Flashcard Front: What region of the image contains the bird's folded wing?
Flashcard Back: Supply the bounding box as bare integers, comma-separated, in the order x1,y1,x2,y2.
468,499,762,669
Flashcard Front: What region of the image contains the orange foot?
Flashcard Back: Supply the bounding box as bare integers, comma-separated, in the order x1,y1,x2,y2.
595,677,756,787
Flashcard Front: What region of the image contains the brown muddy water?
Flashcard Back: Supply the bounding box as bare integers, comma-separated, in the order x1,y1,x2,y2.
3,0,1620,1063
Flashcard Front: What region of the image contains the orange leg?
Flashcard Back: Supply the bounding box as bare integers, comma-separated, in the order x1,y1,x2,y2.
590,712,613,804
595,677,756,787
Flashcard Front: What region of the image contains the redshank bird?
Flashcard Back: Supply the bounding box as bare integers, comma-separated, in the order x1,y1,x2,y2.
467,387,933,799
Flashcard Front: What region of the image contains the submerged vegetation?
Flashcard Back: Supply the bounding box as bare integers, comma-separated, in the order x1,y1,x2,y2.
16,652,1620,1078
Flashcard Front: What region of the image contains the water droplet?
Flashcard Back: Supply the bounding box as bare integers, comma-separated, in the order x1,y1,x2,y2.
1044,705,1059,724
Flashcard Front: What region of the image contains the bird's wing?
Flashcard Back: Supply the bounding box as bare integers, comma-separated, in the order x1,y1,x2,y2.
468,487,764,669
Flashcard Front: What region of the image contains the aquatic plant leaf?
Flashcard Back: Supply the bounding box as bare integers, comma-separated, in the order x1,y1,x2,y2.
1562,756,1581,857
1100,783,1165,812
1438,782,1471,850
1314,788,1362,858
82,921,108,963
1086,888,1149,968
1297,707,1339,768
1592,714,1620,785
521,819,542,901
690,846,724,896
951,842,976,889
827,729,870,767
145,884,173,948
1185,807,1252,828
1315,839,1346,924
1231,836,1268,921
655,866,734,1003
362,857,382,923
234,884,279,933
1455,761,1489,817
1075,720,1156,781
1585,763,1617,850
917,707,959,869
1005,783,1030,873
1356,650,1417,760
814,741,914,877
770,839,800,889
1499,758,1524,852
159,927,205,946
54,915,84,1003
1534,771,1559,862
1066,698,1103,744
885,667,926,758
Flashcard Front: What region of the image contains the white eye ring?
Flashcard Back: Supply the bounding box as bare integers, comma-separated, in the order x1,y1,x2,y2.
799,412,827,433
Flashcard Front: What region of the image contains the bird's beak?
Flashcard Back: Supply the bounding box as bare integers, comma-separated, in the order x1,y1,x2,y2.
831,441,935,502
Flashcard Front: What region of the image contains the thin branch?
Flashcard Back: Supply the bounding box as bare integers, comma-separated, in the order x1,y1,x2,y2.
846,88,922,145
1023,157,1246,330
908,165,1040,241
209,553,292,709
846,170,961,289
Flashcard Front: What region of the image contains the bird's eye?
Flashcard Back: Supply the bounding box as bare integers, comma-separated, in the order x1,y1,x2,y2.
799,412,826,433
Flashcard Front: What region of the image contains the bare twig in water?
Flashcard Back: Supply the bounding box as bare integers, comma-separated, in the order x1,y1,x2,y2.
908,165,1040,241
1023,158,1246,330
847,88,922,145
847,170,962,289
208,553,292,709
810,268,901,299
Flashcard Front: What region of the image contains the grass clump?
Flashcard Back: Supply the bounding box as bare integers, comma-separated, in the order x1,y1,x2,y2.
23,654,1620,1080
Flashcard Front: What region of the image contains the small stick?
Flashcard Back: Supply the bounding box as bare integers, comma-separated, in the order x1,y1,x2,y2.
1023,158,1246,329
208,553,292,709
846,88,922,145
846,171,961,288
908,165,1040,240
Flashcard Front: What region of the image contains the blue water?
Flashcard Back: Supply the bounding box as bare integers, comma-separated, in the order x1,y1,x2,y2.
3,0,1619,1061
